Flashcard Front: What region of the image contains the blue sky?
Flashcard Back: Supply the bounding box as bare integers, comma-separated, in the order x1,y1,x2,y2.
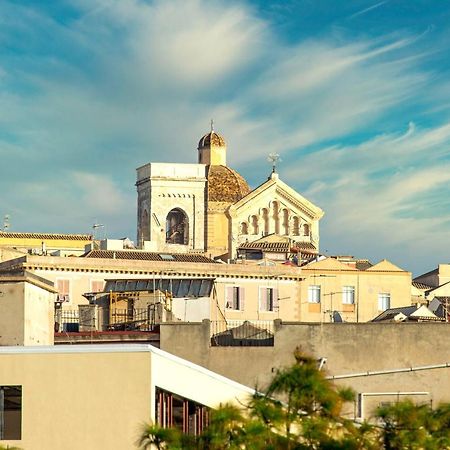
1,0,450,275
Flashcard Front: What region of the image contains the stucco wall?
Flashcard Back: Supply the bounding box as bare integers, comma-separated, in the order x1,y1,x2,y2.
160,321,450,416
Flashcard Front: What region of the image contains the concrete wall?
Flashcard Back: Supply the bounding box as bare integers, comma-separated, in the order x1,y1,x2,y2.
160,321,450,417
0,345,253,450
0,279,54,346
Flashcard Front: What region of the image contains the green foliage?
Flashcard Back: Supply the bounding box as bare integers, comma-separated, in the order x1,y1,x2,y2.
138,348,450,450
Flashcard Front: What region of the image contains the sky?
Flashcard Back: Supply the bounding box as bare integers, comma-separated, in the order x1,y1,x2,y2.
1,0,450,275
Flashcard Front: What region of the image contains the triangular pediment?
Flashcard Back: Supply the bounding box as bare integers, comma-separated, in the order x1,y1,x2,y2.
303,257,357,271
366,259,406,272
228,175,323,220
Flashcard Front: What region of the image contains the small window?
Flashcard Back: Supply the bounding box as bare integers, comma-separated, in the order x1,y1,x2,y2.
0,386,22,440
225,286,245,310
308,285,321,303
56,278,71,303
378,293,390,311
342,286,355,305
259,287,278,312
160,254,175,261
90,280,105,293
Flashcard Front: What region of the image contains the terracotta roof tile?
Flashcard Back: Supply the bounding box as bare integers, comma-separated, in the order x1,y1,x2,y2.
0,231,92,241
84,250,217,263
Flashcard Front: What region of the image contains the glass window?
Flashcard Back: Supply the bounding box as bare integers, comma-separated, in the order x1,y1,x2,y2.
342,286,355,304
308,285,321,303
225,286,245,310
378,293,390,311
259,287,278,311
0,386,22,440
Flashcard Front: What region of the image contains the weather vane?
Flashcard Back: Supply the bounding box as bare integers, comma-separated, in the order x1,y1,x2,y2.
267,152,281,173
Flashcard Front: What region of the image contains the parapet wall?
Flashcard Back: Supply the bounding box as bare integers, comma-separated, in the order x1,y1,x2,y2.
160,321,450,414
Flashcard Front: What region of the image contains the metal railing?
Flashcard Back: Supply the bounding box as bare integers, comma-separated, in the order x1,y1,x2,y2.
210,320,274,347
55,307,159,332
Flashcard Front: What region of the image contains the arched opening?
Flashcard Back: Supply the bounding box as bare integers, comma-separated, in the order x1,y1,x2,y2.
303,223,310,237
166,208,189,245
251,215,259,235
292,217,300,236
282,209,289,235
272,201,280,234
240,222,248,235
141,209,150,242
262,208,269,235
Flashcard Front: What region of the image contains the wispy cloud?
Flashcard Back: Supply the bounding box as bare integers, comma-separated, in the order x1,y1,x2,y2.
0,0,449,273
349,0,389,19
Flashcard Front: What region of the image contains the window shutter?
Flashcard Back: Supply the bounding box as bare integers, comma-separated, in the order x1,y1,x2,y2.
259,287,267,311
225,286,234,309
239,287,245,311
273,288,279,311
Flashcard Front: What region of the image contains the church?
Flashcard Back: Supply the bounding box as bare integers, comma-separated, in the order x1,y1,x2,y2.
136,126,324,261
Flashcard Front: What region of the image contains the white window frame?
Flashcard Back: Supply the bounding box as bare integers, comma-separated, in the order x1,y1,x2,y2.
308,285,321,303
378,293,390,311
342,286,355,305
225,286,245,311
259,287,278,312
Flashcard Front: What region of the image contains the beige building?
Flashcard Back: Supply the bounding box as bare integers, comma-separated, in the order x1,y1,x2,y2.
136,126,323,260
0,344,253,449
0,270,55,346
0,231,93,258
299,257,413,323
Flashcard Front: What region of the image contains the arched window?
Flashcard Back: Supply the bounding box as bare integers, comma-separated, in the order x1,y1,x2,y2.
272,201,280,234
251,215,259,235
292,217,300,236
141,209,150,242
262,208,269,235
240,222,248,235
166,208,189,245
282,209,289,235
303,223,310,237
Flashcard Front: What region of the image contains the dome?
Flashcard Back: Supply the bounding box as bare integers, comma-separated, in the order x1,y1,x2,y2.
198,131,226,149
207,165,251,203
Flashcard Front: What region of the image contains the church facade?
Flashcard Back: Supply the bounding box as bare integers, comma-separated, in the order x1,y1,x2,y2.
136,128,323,260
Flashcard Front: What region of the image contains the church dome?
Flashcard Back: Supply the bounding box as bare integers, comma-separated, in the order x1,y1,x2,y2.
198,131,226,149
207,165,251,203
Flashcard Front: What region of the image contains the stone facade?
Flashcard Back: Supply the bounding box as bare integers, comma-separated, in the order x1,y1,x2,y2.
136,129,323,260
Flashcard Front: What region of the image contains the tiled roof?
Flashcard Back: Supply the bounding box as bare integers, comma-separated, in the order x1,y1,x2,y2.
84,250,217,263
198,131,226,148
207,165,251,203
0,231,92,241
238,241,317,253
412,281,433,290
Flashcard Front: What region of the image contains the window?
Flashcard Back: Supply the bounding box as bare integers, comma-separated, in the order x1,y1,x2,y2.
56,278,71,302
378,293,390,311
90,280,104,293
308,285,321,303
259,287,278,312
342,286,355,304
0,386,22,440
225,286,245,310
166,208,188,245
156,387,209,435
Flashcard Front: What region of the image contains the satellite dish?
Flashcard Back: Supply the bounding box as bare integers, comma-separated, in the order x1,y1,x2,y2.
333,311,344,323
